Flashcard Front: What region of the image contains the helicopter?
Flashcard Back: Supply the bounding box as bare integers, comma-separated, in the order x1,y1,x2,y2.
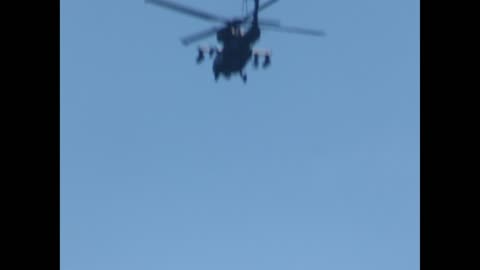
145,0,325,83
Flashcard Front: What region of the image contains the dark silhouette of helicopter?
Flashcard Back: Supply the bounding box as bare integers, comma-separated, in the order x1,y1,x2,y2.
145,0,325,83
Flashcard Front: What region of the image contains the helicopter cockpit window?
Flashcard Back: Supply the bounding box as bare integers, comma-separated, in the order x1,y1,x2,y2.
231,27,242,37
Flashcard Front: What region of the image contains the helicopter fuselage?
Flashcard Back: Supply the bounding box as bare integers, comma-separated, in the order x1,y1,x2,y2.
213,37,253,79
209,23,260,82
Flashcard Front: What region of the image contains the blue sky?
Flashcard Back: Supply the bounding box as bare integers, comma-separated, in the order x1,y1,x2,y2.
60,1,419,269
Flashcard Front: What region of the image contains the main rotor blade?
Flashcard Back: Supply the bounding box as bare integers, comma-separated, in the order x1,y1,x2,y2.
180,27,223,46
262,25,326,37
258,18,281,26
145,0,229,23
241,0,280,22
257,18,282,26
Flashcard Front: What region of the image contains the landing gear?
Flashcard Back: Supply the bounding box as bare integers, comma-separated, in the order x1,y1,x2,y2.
214,72,219,82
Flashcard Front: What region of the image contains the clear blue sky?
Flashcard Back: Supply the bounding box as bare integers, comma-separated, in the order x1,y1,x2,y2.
60,1,419,269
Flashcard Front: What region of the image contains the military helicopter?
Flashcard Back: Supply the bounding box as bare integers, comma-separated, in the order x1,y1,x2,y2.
145,0,325,83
